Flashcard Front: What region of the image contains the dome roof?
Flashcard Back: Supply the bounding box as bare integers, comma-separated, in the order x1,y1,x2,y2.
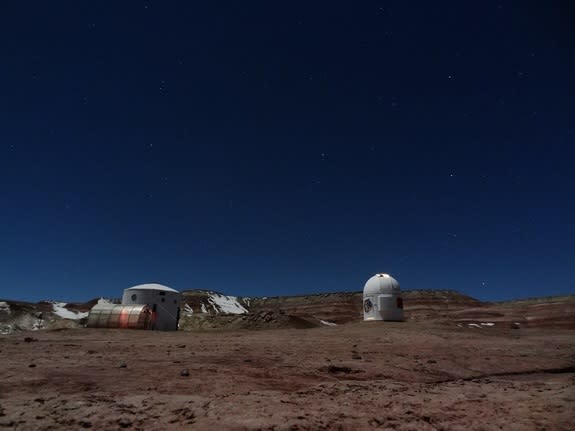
125,283,179,293
363,273,400,295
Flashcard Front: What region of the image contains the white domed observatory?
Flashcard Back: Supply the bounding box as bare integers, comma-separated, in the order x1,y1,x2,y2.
363,273,404,321
122,283,182,331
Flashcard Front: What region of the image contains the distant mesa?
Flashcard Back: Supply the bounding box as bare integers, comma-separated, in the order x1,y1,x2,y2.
1,278,574,335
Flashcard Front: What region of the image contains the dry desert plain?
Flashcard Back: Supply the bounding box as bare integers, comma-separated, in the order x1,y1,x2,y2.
0,320,574,430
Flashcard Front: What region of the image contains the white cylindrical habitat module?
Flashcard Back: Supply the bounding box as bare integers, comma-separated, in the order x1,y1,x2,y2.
87,303,153,330
122,283,182,331
363,273,404,321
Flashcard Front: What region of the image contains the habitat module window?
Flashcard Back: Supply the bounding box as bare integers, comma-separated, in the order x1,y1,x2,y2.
131,294,137,301
159,292,166,296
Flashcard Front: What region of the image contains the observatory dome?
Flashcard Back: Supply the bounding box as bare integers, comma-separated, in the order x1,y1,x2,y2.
362,273,403,321
363,273,400,295
125,283,179,293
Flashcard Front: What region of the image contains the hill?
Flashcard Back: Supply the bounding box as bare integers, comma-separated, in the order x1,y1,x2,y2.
1,290,574,335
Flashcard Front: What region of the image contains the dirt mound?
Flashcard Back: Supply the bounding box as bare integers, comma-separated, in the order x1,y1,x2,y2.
0,300,91,335
179,309,322,331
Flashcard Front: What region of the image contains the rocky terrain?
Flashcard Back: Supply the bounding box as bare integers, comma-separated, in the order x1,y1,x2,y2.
0,290,574,429
0,321,573,430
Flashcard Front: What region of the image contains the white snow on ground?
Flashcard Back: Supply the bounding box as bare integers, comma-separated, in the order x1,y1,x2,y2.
465,322,495,329
0,323,13,335
464,322,495,329
207,293,248,314
32,319,45,330
51,302,89,320
0,301,10,314
201,303,208,314
320,319,337,326
184,304,194,316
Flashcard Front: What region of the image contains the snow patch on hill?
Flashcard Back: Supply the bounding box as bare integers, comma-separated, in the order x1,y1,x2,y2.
207,293,248,314
51,302,88,320
320,319,337,326
184,304,194,316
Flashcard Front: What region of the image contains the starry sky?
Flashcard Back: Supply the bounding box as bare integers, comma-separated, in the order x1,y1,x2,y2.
1,1,574,302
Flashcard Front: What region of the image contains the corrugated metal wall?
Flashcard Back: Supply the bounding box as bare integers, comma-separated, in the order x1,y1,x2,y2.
87,304,153,330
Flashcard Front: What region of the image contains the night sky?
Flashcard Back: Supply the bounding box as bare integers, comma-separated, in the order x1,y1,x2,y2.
1,2,574,302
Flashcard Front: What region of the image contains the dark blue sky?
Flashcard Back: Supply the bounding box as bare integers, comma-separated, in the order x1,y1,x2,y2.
1,1,573,302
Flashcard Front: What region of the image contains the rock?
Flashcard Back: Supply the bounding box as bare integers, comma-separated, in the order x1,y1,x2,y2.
118,418,132,428
511,322,521,329
24,337,38,343
180,368,190,377
118,362,127,368
427,359,437,364
326,365,352,374
352,354,362,360
80,420,93,428
29,364,36,368
176,344,186,348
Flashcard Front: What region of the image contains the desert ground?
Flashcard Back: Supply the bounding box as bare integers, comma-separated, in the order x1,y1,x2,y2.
1,321,573,430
